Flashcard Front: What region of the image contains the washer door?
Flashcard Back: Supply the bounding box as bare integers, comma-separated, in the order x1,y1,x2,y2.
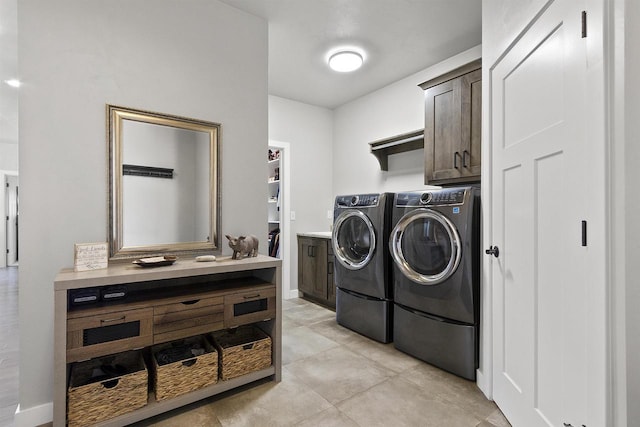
390,209,461,285
333,210,376,270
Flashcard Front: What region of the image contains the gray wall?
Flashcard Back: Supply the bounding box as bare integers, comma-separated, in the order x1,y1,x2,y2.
0,143,17,171
17,0,267,416
622,0,640,423
268,95,334,293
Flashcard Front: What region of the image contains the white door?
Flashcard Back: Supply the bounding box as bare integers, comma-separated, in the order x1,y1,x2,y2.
490,1,605,426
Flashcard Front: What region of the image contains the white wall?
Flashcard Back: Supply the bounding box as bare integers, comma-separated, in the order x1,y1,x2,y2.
332,45,481,195
0,143,17,171
17,0,267,422
268,95,333,293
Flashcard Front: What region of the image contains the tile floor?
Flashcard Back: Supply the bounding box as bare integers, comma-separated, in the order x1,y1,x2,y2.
0,268,510,427
134,298,510,427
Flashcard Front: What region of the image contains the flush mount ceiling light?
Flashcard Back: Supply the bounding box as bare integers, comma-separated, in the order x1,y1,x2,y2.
328,50,364,73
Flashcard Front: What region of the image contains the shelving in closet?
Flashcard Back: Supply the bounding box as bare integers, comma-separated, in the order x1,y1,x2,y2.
267,148,282,258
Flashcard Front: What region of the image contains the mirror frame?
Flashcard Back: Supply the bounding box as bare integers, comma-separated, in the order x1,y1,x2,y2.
107,104,221,260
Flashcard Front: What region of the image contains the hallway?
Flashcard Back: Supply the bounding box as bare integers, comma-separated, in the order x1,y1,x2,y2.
0,267,18,427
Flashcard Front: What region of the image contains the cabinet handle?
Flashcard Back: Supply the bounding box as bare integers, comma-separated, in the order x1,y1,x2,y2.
463,150,469,168
243,294,261,300
454,151,461,169
328,261,333,274
181,299,200,305
100,316,126,324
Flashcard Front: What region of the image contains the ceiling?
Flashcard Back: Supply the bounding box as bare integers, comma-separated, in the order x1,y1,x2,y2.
219,0,482,109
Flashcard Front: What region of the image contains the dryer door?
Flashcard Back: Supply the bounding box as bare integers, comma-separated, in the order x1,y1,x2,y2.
332,210,376,270
390,209,461,285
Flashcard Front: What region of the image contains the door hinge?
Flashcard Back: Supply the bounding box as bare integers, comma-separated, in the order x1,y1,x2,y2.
582,220,587,246
581,11,587,38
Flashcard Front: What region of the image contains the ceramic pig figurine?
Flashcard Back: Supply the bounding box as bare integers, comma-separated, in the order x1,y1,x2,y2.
225,234,259,259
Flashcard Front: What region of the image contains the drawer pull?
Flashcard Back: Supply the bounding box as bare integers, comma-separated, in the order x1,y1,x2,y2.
242,343,255,350
100,316,126,324
181,299,200,305
102,379,119,389
243,294,261,300
182,359,197,367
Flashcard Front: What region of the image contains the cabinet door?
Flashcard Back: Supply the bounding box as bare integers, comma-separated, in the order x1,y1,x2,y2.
424,68,482,185
424,78,463,183
298,238,327,299
327,251,336,308
460,68,482,179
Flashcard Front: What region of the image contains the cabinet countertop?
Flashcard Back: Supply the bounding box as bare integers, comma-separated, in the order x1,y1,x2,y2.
297,231,332,239
55,254,281,291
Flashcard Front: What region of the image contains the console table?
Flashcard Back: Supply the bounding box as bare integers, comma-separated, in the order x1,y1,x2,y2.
53,255,282,426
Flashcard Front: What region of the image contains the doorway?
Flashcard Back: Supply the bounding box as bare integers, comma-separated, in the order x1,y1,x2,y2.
4,174,18,267
268,140,291,299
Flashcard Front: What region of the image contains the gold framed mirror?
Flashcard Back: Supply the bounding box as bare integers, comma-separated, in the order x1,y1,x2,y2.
107,105,220,260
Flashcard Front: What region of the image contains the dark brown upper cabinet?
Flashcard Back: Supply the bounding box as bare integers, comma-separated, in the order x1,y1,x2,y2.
420,59,482,185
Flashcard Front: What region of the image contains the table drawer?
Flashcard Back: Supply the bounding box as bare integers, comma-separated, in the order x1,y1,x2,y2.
67,308,153,362
153,296,224,344
224,287,276,328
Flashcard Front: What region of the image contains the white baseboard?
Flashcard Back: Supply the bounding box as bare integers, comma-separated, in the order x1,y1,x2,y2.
14,402,53,427
288,289,301,299
475,369,493,401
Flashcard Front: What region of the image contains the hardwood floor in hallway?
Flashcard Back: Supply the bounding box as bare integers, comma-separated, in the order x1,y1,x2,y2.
0,267,18,427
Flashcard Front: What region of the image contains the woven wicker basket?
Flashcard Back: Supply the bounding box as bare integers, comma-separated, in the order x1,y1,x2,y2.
67,350,148,427
152,335,218,401
210,325,272,380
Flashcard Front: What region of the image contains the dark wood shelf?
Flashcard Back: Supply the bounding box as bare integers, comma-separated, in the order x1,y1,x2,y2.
368,129,424,171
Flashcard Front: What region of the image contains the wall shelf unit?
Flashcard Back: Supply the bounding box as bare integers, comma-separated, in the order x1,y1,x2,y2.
368,129,424,171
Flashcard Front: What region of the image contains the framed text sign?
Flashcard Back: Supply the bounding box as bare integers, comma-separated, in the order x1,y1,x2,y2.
74,242,108,272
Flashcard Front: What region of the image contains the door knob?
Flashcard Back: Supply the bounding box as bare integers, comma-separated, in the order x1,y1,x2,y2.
485,246,499,258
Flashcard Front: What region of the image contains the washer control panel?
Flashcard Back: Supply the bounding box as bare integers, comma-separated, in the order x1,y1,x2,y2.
336,193,380,208
396,188,467,207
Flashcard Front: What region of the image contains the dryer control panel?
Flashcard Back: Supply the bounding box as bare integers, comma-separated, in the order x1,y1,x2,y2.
335,193,380,208
396,188,467,207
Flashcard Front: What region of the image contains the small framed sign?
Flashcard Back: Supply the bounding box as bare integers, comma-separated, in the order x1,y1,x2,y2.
74,242,108,272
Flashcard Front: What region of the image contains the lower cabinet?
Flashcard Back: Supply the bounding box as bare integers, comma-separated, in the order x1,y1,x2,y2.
297,236,335,309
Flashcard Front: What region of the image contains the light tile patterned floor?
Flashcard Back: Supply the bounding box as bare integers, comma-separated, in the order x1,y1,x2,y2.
135,297,510,427
0,269,510,427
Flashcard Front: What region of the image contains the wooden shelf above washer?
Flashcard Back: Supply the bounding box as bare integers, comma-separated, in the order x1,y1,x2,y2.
368,129,424,171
